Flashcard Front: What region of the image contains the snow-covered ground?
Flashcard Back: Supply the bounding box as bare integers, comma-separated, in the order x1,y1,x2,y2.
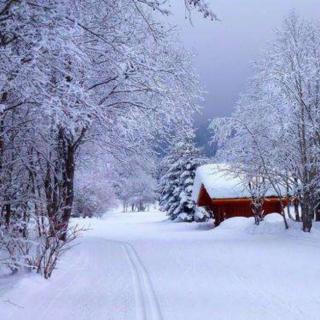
1,209,320,320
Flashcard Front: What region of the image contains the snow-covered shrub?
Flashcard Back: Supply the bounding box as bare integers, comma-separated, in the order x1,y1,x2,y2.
194,207,212,222
0,208,82,278
0,215,33,273
32,224,82,279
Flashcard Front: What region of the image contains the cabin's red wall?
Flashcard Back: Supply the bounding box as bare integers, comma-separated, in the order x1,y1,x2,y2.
197,185,287,226
197,185,213,207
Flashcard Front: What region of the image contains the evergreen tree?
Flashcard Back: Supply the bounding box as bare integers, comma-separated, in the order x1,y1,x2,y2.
158,129,204,221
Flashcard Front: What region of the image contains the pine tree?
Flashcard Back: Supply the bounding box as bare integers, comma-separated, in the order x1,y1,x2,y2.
158,129,204,222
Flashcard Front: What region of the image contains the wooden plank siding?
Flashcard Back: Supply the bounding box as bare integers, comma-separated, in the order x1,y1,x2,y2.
197,184,288,226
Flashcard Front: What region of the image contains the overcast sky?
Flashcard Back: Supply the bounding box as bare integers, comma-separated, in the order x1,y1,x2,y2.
168,0,320,135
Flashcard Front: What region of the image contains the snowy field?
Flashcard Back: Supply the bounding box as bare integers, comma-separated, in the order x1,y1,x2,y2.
1,209,320,320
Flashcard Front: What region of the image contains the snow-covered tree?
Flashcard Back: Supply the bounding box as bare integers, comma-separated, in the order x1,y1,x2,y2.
117,172,156,212
73,155,117,218
0,0,204,277
210,13,320,231
159,128,204,221
114,153,157,212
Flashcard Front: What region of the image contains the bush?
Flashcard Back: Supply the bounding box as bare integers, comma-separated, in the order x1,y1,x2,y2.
194,207,212,222
0,210,82,279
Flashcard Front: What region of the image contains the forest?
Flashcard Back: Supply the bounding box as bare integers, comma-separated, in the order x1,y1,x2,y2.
0,0,211,278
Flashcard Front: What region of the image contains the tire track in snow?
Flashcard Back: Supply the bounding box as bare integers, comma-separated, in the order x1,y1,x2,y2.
121,242,163,320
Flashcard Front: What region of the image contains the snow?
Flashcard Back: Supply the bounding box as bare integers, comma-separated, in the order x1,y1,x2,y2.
192,163,282,201
1,209,320,320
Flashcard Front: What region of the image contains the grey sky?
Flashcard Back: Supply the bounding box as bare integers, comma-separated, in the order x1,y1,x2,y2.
169,0,320,132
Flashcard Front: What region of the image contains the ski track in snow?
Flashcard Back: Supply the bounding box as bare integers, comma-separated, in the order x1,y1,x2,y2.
1,210,320,320
0,235,163,320
0,238,137,320
122,242,163,320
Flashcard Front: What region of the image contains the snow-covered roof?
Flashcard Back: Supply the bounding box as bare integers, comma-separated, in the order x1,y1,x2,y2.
192,164,280,201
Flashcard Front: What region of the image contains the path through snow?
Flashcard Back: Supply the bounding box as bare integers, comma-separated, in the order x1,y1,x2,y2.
0,210,320,320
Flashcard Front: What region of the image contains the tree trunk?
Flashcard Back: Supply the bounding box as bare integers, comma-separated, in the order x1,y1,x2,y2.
301,200,313,232
286,202,294,220
280,201,289,230
250,200,263,225
0,92,7,224
316,207,320,222
293,198,300,222
60,140,75,241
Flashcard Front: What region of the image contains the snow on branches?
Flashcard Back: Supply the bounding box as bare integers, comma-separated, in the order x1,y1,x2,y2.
158,128,205,222
210,13,320,231
136,0,217,20
0,0,203,277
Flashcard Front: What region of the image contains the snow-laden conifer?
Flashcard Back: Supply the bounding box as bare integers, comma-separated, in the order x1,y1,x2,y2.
159,129,204,222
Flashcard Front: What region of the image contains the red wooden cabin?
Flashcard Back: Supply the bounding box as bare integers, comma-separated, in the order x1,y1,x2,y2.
192,164,288,226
